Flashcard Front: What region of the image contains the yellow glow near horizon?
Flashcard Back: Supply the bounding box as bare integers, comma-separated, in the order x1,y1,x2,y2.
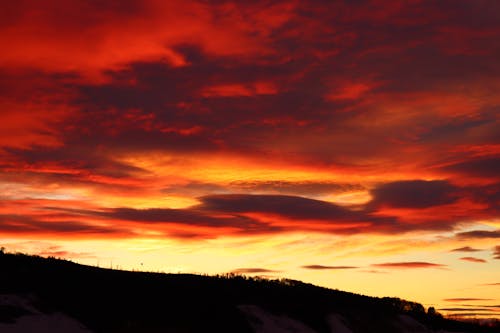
4,230,499,319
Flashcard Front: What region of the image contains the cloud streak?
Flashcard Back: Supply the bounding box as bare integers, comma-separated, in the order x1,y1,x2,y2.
372,262,446,269
456,230,500,239
451,246,482,252
459,257,487,263
301,265,358,270
230,268,279,274
444,298,494,302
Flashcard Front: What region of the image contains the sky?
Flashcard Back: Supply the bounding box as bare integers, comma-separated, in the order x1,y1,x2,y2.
0,0,499,319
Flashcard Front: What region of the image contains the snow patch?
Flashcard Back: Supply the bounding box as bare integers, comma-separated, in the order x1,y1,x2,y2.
0,294,93,333
239,305,357,333
394,315,465,333
326,314,353,333
396,314,430,333
238,304,318,333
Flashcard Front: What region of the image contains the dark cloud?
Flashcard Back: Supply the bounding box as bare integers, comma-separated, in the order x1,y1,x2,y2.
417,116,497,146
0,146,156,197
197,194,410,234
0,189,484,239
442,157,500,179
372,262,446,269
67,54,333,157
99,195,383,236
369,180,458,209
5,146,148,179
200,194,355,220
0,214,132,236
301,265,358,270
466,183,500,213
103,207,281,235
45,0,498,165
451,246,482,252
48,194,467,237
2,203,279,238
459,257,487,263
456,229,500,239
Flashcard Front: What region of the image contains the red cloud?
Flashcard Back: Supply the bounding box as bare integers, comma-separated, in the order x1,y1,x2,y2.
444,298,494,302
456,230,500,239
451,246,482,252
372,262,446,269
460,257,487,263
0,0,499,246
301,265,358,270
230,268,278,274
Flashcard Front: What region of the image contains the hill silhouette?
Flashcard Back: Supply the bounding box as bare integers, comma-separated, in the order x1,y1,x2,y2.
0,251,498,333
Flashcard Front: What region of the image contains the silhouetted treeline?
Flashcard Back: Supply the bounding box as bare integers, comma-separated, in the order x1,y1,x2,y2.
0,251,498,333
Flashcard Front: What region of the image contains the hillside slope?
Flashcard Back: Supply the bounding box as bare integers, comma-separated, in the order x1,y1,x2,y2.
0,252,498,333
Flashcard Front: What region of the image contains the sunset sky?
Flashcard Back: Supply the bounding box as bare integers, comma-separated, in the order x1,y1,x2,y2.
1,0,499,319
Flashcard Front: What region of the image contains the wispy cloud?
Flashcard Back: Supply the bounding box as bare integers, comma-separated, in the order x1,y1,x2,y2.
451,246,482,252
439,307,497,312
230,268,279,274
37,246,95,259
369,180,458,209
456,230,500,239
360,270,389,274
480,283,500,286
301,265,358,270
460,257,487,263
372,262,446,269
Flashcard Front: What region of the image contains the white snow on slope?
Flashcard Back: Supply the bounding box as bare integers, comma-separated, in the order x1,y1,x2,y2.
326,313,353,333
239,305,471,333
0,294,93,333
239,305,356,333
395,314,430,333
396,315,467,333
238,304,318,333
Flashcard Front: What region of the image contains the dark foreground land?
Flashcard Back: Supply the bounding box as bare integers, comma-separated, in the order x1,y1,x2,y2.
0,251,498,333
